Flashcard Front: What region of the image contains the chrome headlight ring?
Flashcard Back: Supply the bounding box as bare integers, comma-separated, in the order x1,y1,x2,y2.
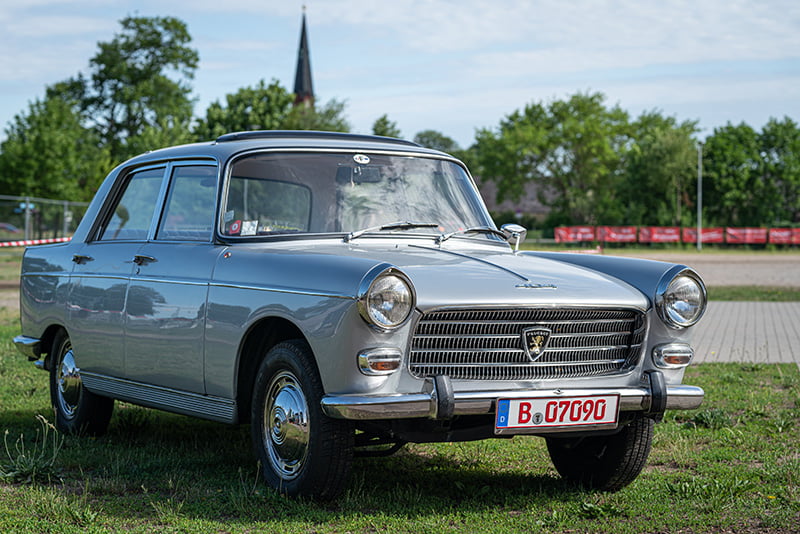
655,267,707,329
357,264,416,331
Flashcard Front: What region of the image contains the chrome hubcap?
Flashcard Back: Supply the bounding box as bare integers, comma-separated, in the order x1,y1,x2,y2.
57,342,82,419
263,370,310,480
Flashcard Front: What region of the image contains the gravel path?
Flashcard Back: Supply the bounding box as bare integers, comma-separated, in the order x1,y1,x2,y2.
609,251,800,287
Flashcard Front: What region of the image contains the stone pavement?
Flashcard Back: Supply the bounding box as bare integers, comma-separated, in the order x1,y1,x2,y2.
692,301,800,366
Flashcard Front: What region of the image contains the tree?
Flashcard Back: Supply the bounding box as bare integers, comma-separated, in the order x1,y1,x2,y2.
282,98,350,132
54,16,199,162
475,92,629,225
703,123,767,226
194,80,350,139
618,112,699,226
0,94,112,201
372,114,401,138
194,80,295,140
413,130,460,153
759,117,800,224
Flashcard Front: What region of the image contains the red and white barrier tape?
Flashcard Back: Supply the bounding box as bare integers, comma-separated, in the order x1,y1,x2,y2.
0,237,71,247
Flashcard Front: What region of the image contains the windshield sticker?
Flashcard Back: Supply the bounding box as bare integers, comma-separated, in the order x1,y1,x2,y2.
353,154,370,165
228,220,242,235
224,210,235,223
241,221,258,236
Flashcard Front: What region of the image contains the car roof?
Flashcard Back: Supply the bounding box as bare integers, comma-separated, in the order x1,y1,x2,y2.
122,130,449,166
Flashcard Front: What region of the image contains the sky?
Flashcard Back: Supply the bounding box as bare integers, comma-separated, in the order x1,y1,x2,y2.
0,0,799,149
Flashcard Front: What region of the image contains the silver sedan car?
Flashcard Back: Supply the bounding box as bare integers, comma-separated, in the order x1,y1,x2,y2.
14,131,706,499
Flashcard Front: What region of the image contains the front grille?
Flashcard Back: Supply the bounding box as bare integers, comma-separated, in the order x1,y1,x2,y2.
409,308,646,381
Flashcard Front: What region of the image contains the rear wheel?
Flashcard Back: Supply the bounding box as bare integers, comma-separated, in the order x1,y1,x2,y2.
545,416,654,491
250,340,353,499
49,330,114,436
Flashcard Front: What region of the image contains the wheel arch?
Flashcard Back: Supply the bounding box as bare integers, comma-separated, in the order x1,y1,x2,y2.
235,316,310,423
38,323,69,371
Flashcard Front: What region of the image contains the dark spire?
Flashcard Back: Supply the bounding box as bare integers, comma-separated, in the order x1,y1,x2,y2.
293,9,314,107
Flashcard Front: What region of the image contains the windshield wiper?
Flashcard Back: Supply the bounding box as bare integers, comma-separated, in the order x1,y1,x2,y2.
436,226,507,245
344,221,440,242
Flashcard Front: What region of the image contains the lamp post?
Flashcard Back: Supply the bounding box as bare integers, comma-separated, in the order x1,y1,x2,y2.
696,141,703,251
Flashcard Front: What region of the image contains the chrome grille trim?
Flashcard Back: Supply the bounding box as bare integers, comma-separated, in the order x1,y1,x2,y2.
409,308,646,381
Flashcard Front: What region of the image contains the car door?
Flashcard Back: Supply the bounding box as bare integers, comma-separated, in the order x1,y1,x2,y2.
68,165,167,377
123,162,221,393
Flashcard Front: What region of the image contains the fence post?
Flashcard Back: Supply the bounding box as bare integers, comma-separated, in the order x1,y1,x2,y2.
24,196,32,241
62,201,69,237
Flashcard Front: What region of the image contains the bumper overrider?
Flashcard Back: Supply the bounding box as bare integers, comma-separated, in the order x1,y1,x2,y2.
321,371,704,428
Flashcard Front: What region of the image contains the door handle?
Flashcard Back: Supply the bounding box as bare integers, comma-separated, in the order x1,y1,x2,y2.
72,254,93,264
132,254,157,266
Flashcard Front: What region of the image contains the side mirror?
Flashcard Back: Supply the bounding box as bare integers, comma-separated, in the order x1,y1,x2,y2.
501,223,527,252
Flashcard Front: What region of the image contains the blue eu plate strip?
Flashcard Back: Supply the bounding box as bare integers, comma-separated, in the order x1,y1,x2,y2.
496,399,510,428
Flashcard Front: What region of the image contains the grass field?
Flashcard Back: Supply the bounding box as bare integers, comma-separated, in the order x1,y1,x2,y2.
1,302,798,533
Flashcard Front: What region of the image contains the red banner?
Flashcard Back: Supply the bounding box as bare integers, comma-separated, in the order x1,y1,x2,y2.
726,227,768,244
681,227,724,244
555,226,595,243
596,226,637,243
639,227,681,243
795,229,800,245
769,228,793,245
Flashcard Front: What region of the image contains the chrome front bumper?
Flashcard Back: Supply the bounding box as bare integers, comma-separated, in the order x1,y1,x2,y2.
321,378,704,421
13,335,42,360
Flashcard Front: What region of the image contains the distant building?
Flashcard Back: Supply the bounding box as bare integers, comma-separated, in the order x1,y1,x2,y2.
293,10,314,108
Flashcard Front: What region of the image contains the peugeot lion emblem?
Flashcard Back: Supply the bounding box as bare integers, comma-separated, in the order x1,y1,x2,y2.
523,327,552,362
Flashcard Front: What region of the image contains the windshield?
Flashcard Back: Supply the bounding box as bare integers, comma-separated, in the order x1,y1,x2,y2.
221,152,493,238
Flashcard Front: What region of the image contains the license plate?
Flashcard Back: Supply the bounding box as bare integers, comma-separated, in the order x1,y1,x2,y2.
495,394,620,432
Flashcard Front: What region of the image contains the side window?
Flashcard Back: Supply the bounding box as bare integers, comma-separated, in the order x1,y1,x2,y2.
99,168,165,241
157,165,218,242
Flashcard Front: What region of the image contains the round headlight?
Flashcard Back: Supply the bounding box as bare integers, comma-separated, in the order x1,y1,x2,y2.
358,268,414,330
656,270,707,329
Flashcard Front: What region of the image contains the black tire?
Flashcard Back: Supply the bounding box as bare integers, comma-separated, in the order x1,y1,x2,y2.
250,340,354,500
49,330,114,436
545,416,654,491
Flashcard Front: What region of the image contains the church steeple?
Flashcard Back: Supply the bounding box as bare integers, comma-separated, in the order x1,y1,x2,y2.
293,8,314,108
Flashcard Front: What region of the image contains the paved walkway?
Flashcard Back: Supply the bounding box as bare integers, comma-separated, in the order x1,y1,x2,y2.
692,301,800,366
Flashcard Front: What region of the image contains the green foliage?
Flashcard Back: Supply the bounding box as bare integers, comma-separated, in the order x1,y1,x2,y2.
702,117,800,226
475,92,630,225
413,130,461,153
194,80,350,139
703,123,767,226
281,96,350,132
54,15,199,163
759,117,800,224
619,112,699,226
193,79,295,140
0,94,112,201
372,114,402,138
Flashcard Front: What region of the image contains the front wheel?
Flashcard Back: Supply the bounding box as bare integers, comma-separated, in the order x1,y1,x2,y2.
545,416,654,491
250,340,353,499
49,330,114,436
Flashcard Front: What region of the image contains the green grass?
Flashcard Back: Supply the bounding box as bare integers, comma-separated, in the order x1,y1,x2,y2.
708,286,800,301
0,305,798,533
0,251,23,282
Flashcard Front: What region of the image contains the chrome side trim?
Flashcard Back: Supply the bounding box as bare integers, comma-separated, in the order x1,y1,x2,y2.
81,372,237,423
13,335,42,360
209,281,353,300
320,384,704,421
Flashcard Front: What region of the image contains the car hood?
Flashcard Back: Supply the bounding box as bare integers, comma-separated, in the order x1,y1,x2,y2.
258,241,650,311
